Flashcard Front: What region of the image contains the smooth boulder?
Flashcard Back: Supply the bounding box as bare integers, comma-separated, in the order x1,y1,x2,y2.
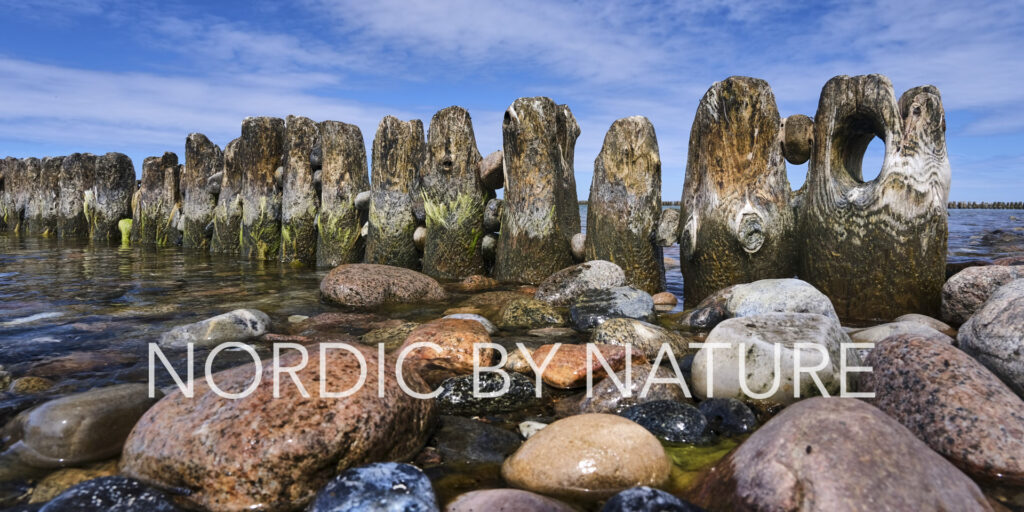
534,260,626,306
684,278,838,330
958,279,1024,396
590,317,690,360
448,489,574,512
320,264,446,307
942,265,1024,325
39,476,183,512
569,286,655,331
308,462,439,512
158,309,270,348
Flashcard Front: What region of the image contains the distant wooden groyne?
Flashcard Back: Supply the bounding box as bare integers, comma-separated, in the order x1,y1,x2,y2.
947,202,1024,209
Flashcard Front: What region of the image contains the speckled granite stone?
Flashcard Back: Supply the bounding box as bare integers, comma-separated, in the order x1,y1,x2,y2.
531,343,640,389
398,318,494,374
861,334,1024,485
120,345,436,512
320,263,447,307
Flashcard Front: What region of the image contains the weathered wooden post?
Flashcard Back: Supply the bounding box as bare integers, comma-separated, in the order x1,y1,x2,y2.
493,97,581,284
1,157,30,233
317,120,369,267
239,117,286,261
130,152,181,246
88,152,135,241
584,116,665,294
365,116,424,269
58,153,97,238
210,138,242,255
420,106,487,280
182,134,222,250
799,74,950,320
25,157,63,236
679,77,796,307
280,116,320,265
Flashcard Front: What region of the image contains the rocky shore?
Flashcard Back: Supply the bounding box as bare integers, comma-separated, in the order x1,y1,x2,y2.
0,73,1022,511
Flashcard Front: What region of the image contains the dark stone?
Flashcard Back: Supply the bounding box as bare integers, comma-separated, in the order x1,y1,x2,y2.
602,486,705,512
366,116,424,269
697,398,757,437
479,149,504,190
309,462,438,512
39,476,182,512
433,416,521,467
493,97,581,284
317,120,369,267
437,372,539,415
281,116,320,265
781,114,813,165
618,400,714,445
569,286,654,331
483,198,502,233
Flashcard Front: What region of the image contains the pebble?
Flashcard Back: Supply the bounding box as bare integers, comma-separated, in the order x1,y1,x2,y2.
433,416,521,467
8,377,53,395
697,398,758,437
531,343,636,389
569,286,655,331
589,317,690,360
308,462,439,512
618,400,714,445
518,421,547,439
436,372,538,416
958,279,1024,397
39,476,183,512
941,264,1024,325
561,363,691,415
159,308,270,348
534,260,626,306
498,298,565,330
399,318,494,374
320,263,447,307
683,278,838,330
602,486,705,512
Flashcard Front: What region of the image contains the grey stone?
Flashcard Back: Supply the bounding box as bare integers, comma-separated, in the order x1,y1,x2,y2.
655,208,680,246
159,309,270,348
535,260,626,306
958,279,1024,397
942,265,1024,325
569,286,654,331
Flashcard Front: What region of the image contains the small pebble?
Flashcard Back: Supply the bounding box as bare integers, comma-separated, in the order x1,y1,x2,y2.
9,376,54,395
519,421,548,439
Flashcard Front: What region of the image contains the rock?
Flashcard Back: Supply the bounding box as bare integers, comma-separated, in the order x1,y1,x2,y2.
942,265,1024,325
280,116,320,265
618,400,713,445
308,462,438,512
493,97,581,284
3,384,159,470
652,291,677,307
562,363,690,415
585,116,666,294
531,343,636,389
569,286,654,331
353,190,371,210
692,313,858,405
680,77,796,307
88,153,135,242
781,114,813,165
158,309,269,348
602,486,704,512
861,334,1024,485
800,76,950,320
27,460,118,503
436,372,538,415
399,318,494,373
478,149,504,190
361,322,419,352
448,489,574,512
692,397,989,511
318,120,370,267
518,421,547,439
535,260,626,306
210,138,243,254
413,226,427,251
366,117,424,269
958,279,1024,396
443,314,497,334
498,298,565,329
893,313,957,337
8,377,52,395
238,117,286,260
684,278,838,330
0,367,9,390
501,413,670,501
483,198,502,232
590,317,690,360
320,264,446,307
480,233,497,262
527,327,578,338
130,152,180,246
121,345,436,512
420,106,487,280
182,133,223,251
434,416,521,467
848,321,952,358
570,233,586,261
697,398,757,437
452,274,498,293
656,208,680,247
39,476,183,512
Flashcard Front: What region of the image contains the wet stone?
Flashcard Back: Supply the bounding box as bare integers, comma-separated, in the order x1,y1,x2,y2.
535,260,626,306
618,400,714,445
697,398,758,437
569,286,655,331
589,317,690,360
38,476,183,512
308,462,439,512
561,363,691,416
448,489,575,512
8,377,52,395
158,309,270,348
433,416,521,467
442,313,497,334
320,264,447,307
436,372,539,416
602,486,705,512
498,298,565,330
360,322,419,353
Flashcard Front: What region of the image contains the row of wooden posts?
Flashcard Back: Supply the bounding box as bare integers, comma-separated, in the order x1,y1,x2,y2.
0,74,953,321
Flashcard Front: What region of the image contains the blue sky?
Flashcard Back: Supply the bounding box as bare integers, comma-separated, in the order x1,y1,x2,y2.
0,0,1021,201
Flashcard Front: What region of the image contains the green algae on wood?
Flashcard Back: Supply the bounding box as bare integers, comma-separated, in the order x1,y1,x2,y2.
210,138,243,255
799,75,951,321
420,106,487,280
0,157,34,234
493,97,581,285
317,120,369,267
239,117,286,261
182,133,223,251
365,116,424,269
58,153,98,239
131,152,181,247
87,152,135,242
24,157,63,236
281,116,320,265
585,116,666,295
679,77,797,307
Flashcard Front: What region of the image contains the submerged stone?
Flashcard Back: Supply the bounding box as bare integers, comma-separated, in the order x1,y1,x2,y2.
158,309,270,348
619,400,713,445
436,372,539,416
697,398,758,437
308,462,438,512
602,486,705,512
39,476,183,512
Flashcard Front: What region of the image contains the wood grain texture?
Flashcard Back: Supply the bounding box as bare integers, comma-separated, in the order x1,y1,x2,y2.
799,74,950,321
317,120,369,268
88,152,135,241
210,138,242,255
131,152,180,246
493,97,581,284
584,116,665,294
280,116,319,265
182,134,222,251
239,117,286,261
366,116,424,269
679,77,796,307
